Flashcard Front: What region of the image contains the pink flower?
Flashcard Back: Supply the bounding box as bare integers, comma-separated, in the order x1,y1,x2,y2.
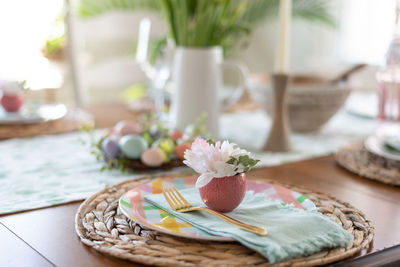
183,138,251,188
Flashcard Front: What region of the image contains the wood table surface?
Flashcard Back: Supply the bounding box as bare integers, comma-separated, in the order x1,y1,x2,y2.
1,104,400,266
1,156,400,267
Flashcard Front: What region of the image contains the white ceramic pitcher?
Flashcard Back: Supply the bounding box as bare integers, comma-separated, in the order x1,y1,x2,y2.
170,46,248,137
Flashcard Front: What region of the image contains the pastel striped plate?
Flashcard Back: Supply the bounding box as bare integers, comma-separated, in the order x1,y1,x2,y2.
119,176,316,241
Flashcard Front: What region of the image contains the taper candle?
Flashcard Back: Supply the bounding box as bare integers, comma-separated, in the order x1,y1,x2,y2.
275,0,291,74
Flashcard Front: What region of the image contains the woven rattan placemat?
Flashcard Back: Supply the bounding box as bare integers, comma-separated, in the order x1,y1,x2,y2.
0,109,92,140
75,174,374,267
335,142,400,186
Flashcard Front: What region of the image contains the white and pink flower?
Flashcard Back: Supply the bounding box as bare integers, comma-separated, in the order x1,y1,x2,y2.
183,138,257,188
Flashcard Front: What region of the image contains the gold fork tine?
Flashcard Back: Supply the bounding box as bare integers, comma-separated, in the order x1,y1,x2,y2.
162,190,177,210
172,186,191,207
168,188,185,209
167,188,183,209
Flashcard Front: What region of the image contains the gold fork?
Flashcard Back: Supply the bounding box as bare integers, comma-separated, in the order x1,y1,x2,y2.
162,187,267,236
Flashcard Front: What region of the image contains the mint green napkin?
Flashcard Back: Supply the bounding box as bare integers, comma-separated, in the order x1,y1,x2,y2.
384,137,400,154
145,188,353,263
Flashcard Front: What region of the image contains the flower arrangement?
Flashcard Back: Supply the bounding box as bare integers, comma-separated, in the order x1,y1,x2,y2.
183,138,259,212
0,81,28,112
184,138,259,187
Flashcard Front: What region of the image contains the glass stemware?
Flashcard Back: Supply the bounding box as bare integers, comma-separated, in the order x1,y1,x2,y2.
136,18,171,119
377,0,400,121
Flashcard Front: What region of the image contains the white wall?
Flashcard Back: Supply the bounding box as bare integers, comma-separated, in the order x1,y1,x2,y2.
230,0,396,90
0,0,396,104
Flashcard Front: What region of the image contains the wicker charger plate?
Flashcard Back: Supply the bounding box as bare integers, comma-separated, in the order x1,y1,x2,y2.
75,173,374,267
335,142,400,186
0,108,92,140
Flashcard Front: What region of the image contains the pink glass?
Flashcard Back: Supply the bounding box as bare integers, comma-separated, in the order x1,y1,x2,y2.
377,1,400,121
377,69,400,121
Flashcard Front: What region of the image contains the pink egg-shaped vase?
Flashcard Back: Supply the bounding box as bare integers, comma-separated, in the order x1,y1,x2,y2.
198,173,246,213
1,93,25,112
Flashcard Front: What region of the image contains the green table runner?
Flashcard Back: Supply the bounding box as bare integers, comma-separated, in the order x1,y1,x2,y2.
0,109,377,215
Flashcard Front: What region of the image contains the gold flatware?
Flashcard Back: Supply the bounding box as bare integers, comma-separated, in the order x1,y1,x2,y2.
162,186,267,236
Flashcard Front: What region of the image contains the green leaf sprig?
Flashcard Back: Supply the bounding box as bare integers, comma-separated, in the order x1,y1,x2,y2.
227,155,260,173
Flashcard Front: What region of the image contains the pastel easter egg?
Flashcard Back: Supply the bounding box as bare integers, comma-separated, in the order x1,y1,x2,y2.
149,126,161,139
114,120,141,136
141,148,164,167
174,142,192,160
169,130,183,141
119,135,148,159
102,138,120,159
152,138,175,155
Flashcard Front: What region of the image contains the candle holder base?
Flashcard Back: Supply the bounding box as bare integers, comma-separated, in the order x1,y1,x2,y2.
263,73,292,152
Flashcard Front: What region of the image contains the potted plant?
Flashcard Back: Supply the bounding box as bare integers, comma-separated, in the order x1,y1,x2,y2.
72,0,335,135
150,0,336,137
0,81,28,112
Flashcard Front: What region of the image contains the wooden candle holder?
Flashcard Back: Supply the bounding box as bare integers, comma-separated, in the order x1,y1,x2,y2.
263,73,292,152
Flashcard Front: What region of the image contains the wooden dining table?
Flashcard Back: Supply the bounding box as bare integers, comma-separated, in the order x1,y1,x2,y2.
1,104,400,267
